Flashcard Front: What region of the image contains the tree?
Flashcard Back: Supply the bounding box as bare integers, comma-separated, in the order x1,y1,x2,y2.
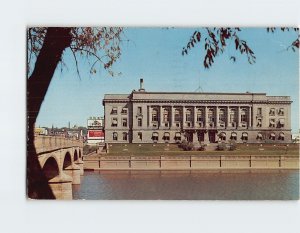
27,27,123,198
182,27,299,68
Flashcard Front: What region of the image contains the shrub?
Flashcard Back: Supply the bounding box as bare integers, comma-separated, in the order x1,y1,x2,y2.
216,142,226,151
228,140,237,151
83,145,98,155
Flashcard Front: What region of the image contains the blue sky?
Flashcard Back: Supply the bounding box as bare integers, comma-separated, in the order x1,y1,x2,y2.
35,28,299,132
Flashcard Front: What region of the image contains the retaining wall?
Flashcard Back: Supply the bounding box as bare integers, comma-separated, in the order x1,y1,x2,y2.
83,155,299,170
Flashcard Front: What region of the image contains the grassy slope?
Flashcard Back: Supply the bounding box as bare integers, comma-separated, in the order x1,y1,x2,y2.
105,143,299,157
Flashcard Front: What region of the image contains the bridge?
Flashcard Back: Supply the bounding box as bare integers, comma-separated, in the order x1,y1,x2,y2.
34,135,84,199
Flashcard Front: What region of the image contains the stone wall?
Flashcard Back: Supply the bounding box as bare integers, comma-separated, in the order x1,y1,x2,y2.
83,155,299,170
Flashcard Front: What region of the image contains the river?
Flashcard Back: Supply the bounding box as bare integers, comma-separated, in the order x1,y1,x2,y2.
73,170,299,200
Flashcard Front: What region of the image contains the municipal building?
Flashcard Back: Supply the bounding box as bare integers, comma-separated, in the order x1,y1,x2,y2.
103,79,292,144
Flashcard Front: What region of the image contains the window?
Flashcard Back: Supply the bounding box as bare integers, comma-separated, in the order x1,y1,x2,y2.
208,108,215,123
269,108,275,116
186,108,192,122
174,132,181,141
197,108,204,122
229,108,236,124
269,118,275,128
122,132,127,140
241,132,248,141
152,108,158,122
176,122,181,127
278,118,285,128
152,132,159,141
122,118,127,127
137,107,142,116
269,132,275,140
138,118,142,127
164,132,170,141
113,132,118,141
219,109,226,123
219,132,226,141
278,108,284,116
175,108,182,122
121,108,128,115
256,133,263,140
163,108,169,122
111,107,117,115
231,132,237,140
257,108,262,115
240,108,247,122
111,118,118,127
278,132,284,141
257,118,262,127
138,132,142,141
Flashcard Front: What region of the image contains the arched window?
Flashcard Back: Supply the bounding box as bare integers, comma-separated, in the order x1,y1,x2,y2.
230,132,237,140
174,132,181,141
152,132,159,141
122,132,127,140
278,132,285,141
256,132,263,140
164,132,170,141
269,132,276,140
241,132,248,141
113,132,118,141
219,132,226,141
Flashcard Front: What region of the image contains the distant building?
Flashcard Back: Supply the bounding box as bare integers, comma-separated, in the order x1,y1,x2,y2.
34,127,48,135
87,117,105,145
292,130,300,143
103,79,292,144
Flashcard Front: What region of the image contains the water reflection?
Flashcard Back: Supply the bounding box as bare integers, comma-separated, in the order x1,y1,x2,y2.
73,170,299,200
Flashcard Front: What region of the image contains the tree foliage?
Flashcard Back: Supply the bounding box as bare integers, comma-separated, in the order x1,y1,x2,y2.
27,27,123,77
182,27,299,68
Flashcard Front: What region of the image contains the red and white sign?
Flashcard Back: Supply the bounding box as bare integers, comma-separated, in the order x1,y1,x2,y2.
88,130,104,138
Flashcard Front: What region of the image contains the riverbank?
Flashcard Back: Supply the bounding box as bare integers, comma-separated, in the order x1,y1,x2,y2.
83,154,299,170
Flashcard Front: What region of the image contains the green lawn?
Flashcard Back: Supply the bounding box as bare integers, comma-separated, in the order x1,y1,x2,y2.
105,143,299,156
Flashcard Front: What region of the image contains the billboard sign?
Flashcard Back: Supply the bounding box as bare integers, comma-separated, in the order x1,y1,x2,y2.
88,130,104,139
87,118,104,129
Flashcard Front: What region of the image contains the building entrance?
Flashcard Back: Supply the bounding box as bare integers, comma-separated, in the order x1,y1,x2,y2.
185,132,193,142
208,131,216,143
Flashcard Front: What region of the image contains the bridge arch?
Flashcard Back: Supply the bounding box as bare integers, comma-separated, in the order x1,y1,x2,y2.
42,157,60,181
63,152,72,169
74,149,78,162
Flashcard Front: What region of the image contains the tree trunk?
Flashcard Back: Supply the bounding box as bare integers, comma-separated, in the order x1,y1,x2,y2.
27,27,72,199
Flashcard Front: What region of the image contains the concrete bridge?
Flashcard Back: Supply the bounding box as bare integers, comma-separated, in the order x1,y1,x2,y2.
34,135,84,199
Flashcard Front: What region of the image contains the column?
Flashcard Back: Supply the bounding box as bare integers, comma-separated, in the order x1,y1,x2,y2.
249,106,252,128
227,106,230,128
237,106,240,128
205,106,209,127
170,106,173,128
216,106,220,127
160,105,163,127
147,106,150,127
194,106,197,127
182,106,186,127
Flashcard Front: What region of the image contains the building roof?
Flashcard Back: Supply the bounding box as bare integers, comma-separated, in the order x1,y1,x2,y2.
103,91,291,104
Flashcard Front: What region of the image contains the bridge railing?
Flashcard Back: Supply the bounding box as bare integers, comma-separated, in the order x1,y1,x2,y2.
34,135,83,154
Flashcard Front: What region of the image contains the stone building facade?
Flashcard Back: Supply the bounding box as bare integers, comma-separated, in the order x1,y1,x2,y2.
103,80,292,144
